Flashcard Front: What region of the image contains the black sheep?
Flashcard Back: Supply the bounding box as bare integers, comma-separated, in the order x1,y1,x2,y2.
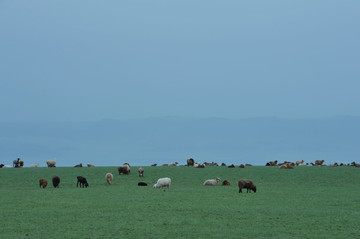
138,182,148,186
77,176,89,188
52,176,60,188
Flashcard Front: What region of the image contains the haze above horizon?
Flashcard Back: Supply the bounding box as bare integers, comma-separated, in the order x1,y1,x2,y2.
1,1,359,122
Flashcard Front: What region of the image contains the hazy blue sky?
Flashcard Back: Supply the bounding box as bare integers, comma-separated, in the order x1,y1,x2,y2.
1,1,359,122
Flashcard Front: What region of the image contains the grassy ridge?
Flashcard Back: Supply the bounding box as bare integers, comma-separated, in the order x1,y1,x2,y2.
1,166,360,238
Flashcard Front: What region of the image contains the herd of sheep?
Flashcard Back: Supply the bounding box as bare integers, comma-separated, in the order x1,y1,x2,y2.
3,158,360,194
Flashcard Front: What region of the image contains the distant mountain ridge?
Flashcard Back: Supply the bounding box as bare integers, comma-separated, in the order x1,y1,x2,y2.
0,116,359,166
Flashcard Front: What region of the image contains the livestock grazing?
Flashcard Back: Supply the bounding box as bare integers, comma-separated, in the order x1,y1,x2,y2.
77,176,89,188
151,164,157,167
39,179,48,188
13,158,20,168
138,182,148,186
239,164,245,168
279,163,294,169
187,158,195,166
153,177,171,190
118,166,130,175
238,179,256,193
314,160,325,166
194,163,205,168
138,167,144,177
0,164,4,168
46,159,56,167
266,160,278,166
222,180,230,186
169,162,178,166
74,163,83,167
162,164,168,166
105,173,113,185
123,163,131,167
228,164,235,168
29,163,39,168
221,163,226,166
203,177,221,186
52,176,60,188
19,160,24,167
87,164,95,167
245,164,253,166
296,160,304,166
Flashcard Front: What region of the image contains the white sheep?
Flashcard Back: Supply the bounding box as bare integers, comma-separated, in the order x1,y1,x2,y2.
30,163,39,168
203,177,221,186
105,173,113,185
46,159,56,167
153,177,171,190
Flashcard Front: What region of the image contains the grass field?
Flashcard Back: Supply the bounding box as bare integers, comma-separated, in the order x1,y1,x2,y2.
1,166,360,238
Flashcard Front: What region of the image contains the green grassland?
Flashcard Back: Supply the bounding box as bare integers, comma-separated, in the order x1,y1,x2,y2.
1,166,360,238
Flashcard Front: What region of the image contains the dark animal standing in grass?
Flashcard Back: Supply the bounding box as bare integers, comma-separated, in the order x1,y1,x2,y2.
151,163,157,167
138,167,144,177
77,176,89,188
222,180,230,186
228,164,235,168
13,158,20,168
52,176,60,188
239,164,245,168
39,179,48,188
0,164,4,168
74,163,83,167
238,179,256,193
118,166,130,175
187,158,195,167
138,182,148,186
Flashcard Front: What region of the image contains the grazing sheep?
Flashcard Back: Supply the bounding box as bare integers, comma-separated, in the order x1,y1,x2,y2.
52,176,60,188
296,160,304,166
0,164,5,168
239,164,245,168
118,166,130,175
87,164,95,167
19,160,24,167
77,176,89,188
13,158,21,168
153,177,171,190
279,163,294,169
39,178,48,188
187,158,195,167
74,163,83,167
314,160,325,166
228,164,235,168
138,167,144,177
221,163,226,166
222,180,231,186
245,164,253,166
266,160,278,166
203,177,221,186
169,162,178,166
46,159,56,167
105,173,113,185
138,182,148,186
238,179,256,193
29,163,39,168
151,163,157,167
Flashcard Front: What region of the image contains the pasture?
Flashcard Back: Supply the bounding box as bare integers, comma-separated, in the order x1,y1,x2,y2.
1,166,360,238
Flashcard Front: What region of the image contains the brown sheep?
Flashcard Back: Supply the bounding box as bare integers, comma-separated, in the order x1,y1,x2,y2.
118,166,130,175
314,160,325,166
138,167,144,177
19,160,24,167
52,176,60,188
87,164,95,167
222,180,231,186
221,163,226,166
238,179,256,193
245,164,253,166
239,164,245,168
187,158,195,167
151,163,157,167
105,173,113,185
279,163,294,169
39,179,48,188
74,163,83,167
228,164,235,168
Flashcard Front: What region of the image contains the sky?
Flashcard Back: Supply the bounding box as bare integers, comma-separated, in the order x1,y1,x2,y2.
0,0,359,122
